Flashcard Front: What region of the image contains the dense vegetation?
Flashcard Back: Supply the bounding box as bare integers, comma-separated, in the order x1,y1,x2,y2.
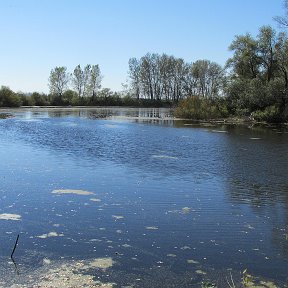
1,2,288,123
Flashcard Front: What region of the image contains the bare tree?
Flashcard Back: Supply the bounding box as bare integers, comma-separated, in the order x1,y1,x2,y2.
274,0,288,27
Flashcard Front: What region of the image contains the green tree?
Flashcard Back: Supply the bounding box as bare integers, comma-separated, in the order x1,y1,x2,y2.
89,64,102,98
48,66,70,99
31,92,49,106
72,64,101,98
191,60,225,98
226,33,260,79
0,86,22,107
257,26,278,82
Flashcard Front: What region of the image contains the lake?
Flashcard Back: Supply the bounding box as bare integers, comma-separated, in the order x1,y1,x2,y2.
0,107,287,287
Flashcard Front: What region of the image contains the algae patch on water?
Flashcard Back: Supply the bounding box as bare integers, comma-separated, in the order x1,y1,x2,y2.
31,257,115,288
52,189,94,195
0,213,21,221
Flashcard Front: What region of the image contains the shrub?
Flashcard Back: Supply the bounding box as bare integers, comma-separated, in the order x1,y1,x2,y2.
0,86,22,107
251,105,282,123
174,96,228,119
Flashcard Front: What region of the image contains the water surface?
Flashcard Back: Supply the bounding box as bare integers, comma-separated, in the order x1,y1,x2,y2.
0,107,287,287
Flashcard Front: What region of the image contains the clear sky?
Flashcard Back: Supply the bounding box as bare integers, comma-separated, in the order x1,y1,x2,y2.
0,0,285,93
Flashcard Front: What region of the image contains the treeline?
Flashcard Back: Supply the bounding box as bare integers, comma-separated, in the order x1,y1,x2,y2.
128,55,224,101
174,25,288,122
0,85,172,108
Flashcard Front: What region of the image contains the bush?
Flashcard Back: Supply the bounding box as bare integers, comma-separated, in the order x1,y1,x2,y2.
251,105,282,123
0,86,22,107
174,96,228,119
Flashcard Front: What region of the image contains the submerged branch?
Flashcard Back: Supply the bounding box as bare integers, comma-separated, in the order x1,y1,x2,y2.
11,234,19,259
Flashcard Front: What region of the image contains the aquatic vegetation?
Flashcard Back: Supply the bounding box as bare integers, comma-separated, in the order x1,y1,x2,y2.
32,258,115,287
84,257,114,270
0,113,13,119
242,269,254,286
167,254,177,257
240,269,278,288
187,259,199,264
52,189,94,195
0,213,21,221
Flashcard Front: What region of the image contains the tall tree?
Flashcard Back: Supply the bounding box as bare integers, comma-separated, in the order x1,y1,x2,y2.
72,65,85,98
48,66,70,98
89,64,102,98
257,26,278,82
128,58,141,99
72,64,101,98
192,60,224,98
226,33,260,79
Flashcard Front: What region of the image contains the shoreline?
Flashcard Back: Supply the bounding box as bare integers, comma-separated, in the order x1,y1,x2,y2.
1,106,288,127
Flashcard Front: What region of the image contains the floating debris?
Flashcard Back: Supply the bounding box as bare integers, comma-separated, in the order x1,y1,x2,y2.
187,259,199,264
0,213,21,221
244,224,255,230
195,269,207,275
181,246,191,250
52,189,94,195
43,258,51,265
122,244,131,248
145,226,159,230
167,254,177,257
250,137,261,140
181,207,190,214
211,130,228,133
112,215,124,220
151,155,178,159
36,232,64,239
90,198,101,202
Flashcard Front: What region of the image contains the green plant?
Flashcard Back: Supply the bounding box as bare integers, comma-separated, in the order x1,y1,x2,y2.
251,105,282,123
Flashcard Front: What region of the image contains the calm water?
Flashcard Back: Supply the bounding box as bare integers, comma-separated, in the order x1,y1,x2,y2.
0,107,287,287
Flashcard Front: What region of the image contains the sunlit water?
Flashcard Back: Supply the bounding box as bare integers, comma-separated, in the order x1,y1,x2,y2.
0,107,287,287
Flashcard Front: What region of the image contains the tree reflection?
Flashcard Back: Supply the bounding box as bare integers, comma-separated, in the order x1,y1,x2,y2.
222,125,288,258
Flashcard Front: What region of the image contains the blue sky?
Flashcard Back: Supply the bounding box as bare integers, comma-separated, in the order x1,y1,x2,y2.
0,0,285,93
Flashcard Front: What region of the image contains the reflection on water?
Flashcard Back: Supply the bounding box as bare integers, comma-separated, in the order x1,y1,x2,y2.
0,107,288,287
